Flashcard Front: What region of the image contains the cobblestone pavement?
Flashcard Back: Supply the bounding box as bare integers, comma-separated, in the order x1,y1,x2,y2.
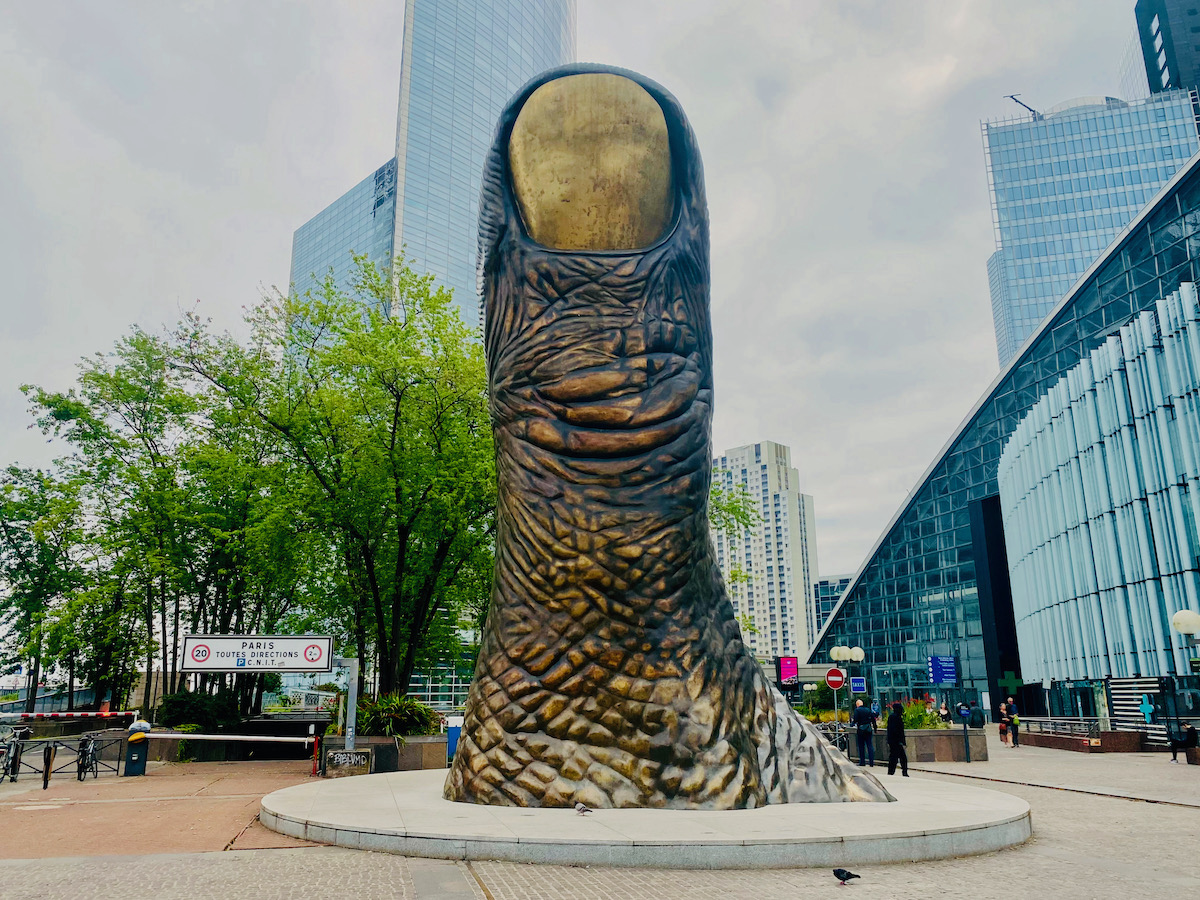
4,745,1199,899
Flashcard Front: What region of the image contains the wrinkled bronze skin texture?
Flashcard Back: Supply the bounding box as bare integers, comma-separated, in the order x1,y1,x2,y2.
445,65,892,809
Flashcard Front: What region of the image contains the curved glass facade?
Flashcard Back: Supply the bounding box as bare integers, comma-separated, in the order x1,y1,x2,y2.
809,148,1200,710
291,0,577,322
999,283,1200,682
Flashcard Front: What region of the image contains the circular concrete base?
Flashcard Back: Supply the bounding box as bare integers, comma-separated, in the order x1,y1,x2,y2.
260,770,1030,868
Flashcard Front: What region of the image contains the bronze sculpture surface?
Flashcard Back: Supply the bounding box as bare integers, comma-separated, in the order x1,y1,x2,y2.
445,65,892,809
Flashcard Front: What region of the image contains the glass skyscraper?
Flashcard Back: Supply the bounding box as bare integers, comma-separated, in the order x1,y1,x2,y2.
810,149,1200,715
290,0,577,323
982,92,1198,364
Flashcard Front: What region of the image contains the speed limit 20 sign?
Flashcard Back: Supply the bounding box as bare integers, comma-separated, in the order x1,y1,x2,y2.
180,635,333,673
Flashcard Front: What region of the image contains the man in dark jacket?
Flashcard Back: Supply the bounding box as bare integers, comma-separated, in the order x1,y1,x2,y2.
852,699,876,767
887,702,909,776
968,701,986,729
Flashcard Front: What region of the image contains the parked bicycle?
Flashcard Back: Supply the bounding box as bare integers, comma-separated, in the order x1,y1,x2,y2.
76,733,99,781
1,725,31,782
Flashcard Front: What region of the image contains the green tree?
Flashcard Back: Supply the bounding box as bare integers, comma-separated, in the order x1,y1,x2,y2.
0,467,84,711
175,256,496,695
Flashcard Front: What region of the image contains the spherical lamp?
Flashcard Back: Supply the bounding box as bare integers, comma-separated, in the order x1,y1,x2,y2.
1172,609,1200,635
849,646,865,662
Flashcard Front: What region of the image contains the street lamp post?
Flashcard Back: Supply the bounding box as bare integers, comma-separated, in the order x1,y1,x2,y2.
1170,611,1200,738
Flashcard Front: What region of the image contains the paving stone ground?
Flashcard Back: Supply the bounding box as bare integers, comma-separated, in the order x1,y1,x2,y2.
2,735,1198,899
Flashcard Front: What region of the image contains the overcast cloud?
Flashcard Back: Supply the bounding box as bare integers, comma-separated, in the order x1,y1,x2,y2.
0,1,1141,574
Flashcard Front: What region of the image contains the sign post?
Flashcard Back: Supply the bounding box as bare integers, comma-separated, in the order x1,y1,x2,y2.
334,657,359,751
826,667,846,726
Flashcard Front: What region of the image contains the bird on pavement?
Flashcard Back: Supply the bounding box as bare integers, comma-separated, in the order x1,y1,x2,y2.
575,802,592,815
833,868,860,885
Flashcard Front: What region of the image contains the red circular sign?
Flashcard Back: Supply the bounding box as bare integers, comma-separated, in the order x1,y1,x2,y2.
825,667,846,690
304,644,324,664
190,644,211,664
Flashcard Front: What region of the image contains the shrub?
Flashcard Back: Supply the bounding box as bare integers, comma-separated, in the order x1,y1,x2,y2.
157,690,240,732
357,694,442,738
176,722,203,763
883,700,948,730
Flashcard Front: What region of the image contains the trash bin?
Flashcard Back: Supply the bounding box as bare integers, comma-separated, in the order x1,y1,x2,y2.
124,719,152,777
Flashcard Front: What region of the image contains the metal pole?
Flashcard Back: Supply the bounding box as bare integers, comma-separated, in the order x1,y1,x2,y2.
335,657,359,751
963,718,971,763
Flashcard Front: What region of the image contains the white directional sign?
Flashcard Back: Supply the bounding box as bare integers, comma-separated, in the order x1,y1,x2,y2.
180,635,333,673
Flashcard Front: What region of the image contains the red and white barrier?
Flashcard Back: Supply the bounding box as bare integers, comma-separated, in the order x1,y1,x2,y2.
0,711,139,720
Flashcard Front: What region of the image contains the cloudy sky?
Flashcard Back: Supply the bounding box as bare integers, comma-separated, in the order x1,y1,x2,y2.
0,1,1143,574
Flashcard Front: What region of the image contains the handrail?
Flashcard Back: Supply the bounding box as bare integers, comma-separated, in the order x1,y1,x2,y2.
1019,717,1101,738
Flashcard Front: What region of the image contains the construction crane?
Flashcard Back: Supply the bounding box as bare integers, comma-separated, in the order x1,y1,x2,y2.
1005,94,1042,121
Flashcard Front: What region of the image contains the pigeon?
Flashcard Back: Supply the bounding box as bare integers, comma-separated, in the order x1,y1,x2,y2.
833,868,860,885
574,802,592,816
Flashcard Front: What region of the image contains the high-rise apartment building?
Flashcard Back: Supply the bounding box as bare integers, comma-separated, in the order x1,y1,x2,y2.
712,441,819,660
289,0,577,323
1135,0,1200,93
982,91,1198,364
810,576,851,643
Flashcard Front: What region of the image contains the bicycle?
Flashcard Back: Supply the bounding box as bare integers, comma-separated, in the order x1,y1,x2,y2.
76,733,99,781
1,725,31,782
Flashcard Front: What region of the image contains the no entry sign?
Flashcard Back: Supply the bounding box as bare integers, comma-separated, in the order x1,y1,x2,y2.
825,667,846,690
181,635,333,673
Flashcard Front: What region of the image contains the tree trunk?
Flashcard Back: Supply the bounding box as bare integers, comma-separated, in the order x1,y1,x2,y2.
23,644,42,714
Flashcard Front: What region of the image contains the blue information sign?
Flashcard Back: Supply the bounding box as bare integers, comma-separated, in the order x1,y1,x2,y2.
927,656,958,685
850,676,867,694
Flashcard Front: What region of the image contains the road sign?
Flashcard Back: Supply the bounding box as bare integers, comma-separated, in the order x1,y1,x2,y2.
850,676,867,694
825,667,846,690
927,655,958,685
181,635,333,673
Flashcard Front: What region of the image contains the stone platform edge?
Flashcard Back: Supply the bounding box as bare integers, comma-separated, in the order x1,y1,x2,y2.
259,789,1031,869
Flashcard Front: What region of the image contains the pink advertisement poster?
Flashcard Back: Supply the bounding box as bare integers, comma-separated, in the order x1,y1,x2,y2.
779,656,798,682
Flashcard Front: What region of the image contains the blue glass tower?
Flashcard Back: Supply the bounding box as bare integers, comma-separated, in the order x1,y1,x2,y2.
290,0,577,322
809,149,1200,716
983,92,1199,364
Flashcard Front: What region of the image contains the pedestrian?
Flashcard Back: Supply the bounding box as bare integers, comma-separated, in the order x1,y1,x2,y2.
1006,697,1020,748
1168,723,1198,763
887,701,909,776
938,702,951,724
968,700,986,729
998,702,1009,746
852,698,876,767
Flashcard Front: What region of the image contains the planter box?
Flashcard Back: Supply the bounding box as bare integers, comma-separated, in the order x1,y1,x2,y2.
1185,747,1200,765
397,735,448,770
873,728,988,763
1020,730,1144,753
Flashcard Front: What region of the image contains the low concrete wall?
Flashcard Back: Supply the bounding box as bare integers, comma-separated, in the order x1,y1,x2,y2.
323,734,447,772
873,728,988,763
1020,730,1144,753
398,735,447,770
1185,746,1200,764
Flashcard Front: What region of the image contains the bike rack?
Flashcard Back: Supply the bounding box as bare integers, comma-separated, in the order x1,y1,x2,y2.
4,737,124,780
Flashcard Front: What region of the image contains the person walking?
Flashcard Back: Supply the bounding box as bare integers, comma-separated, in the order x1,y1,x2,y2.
998,702,1009,746
852,699,876,767
1006,697,1020,748
1168,723,1197,763
887,702,909,776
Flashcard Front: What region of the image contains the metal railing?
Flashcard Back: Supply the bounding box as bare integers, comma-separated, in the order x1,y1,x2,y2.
1018,717,1101,738
2,735,124,780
